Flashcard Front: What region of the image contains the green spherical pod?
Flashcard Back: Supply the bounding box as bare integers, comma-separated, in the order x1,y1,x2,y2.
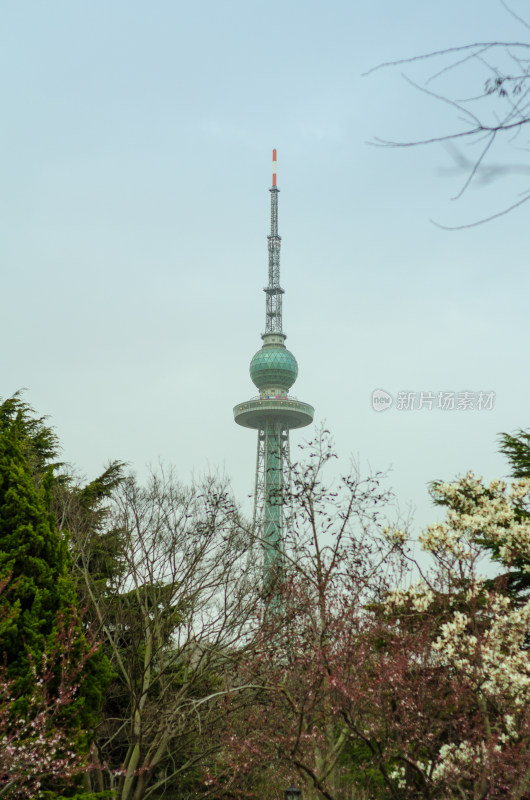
250,346,298,391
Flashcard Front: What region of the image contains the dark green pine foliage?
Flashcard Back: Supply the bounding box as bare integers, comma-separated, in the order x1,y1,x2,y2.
493,429,530,599
0,400,73,682
0,395,111,734
499,429,530,479
56,460,127,602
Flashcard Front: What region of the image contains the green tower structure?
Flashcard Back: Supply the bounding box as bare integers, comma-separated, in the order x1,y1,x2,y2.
234,150,314,590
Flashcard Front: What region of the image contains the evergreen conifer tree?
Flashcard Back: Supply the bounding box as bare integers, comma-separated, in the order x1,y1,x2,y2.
0,395,111,749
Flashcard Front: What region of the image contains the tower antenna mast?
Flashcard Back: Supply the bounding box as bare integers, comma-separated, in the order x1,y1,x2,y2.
266,148,284,334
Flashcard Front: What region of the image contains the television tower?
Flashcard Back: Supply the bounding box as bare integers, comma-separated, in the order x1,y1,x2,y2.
234,150,314,590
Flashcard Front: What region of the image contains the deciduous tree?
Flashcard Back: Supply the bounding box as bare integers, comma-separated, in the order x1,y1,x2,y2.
74,467,258,800
213,433,402,800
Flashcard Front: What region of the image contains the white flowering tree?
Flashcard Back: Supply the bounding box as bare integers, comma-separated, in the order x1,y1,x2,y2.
359,473,530,798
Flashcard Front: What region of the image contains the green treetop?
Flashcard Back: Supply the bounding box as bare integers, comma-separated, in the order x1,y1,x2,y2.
0,395,111,735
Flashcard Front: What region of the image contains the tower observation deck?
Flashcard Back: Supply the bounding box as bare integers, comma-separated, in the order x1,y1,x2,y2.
233,150,314,590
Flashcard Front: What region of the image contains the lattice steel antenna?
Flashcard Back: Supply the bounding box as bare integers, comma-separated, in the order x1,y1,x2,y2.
265,150,284,333
233,150,314,595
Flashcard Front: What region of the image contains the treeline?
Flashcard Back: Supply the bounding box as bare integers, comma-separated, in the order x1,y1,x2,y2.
1,395,530,800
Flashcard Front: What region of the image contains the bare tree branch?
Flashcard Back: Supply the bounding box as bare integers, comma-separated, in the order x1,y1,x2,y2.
366,11,530,224
363,41,530,77
430,190,530,229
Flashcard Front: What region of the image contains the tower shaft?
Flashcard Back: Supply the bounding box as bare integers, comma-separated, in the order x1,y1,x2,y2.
254,421,290,582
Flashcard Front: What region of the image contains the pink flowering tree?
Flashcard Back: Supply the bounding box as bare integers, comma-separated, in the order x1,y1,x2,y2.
215,444,530,800
0,600,100,799
210,433,404,800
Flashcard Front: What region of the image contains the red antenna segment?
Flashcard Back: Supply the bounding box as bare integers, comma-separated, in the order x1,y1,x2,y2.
272,148,277,187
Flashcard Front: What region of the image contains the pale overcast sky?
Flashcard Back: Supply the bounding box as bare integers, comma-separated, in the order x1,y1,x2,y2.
2,0,529,533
